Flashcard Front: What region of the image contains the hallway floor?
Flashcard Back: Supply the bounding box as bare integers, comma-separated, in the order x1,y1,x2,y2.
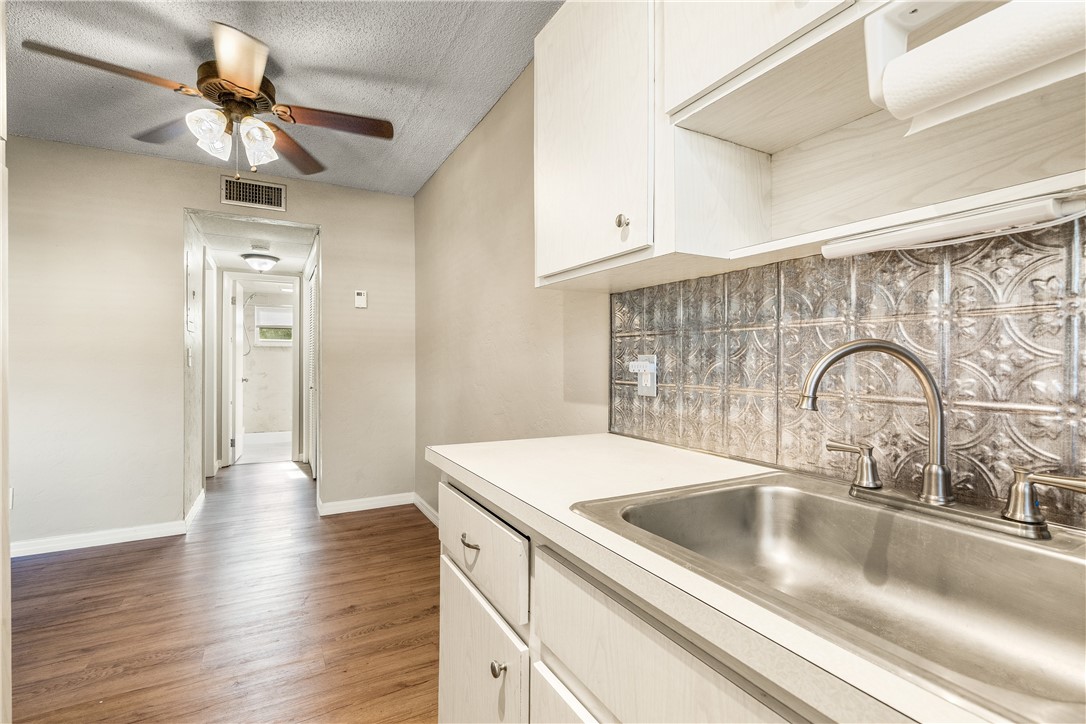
237,430,292,464
10,462,439,722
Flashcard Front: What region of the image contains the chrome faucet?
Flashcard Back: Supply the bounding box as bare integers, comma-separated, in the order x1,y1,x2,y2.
1002,468,1086,534
798,339,954,506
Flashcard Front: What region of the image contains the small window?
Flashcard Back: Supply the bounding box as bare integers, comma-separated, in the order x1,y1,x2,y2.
255,306,293,346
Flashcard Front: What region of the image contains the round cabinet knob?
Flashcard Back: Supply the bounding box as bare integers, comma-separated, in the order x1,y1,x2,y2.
490,661,507,678
615,214,631,228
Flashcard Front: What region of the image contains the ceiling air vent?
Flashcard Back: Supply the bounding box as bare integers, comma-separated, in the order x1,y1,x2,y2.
220,176,286,212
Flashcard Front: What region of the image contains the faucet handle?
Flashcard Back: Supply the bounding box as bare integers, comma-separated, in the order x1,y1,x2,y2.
1002,468,1086,525
826,440,882,490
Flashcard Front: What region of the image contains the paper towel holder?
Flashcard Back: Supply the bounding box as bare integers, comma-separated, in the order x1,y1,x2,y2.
866,1,1086,134
864,1,958,110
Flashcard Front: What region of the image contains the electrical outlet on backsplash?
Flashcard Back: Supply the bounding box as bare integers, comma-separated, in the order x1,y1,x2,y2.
611,219,1085,527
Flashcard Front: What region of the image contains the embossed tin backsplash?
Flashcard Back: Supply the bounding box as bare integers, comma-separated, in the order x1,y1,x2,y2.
611,220,1085,526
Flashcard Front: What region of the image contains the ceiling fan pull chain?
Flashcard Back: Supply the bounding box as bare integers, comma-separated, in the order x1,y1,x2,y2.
234,126,241,181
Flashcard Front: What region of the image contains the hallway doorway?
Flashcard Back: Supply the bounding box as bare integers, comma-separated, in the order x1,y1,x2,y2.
182,210,321,517
236,278,297,465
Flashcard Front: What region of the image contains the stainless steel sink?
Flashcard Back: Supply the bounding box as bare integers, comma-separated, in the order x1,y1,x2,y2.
573,472,1086,722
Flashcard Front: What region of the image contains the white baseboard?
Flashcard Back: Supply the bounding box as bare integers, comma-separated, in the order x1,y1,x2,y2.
11,520,187,558
316,491,415,517
185,489,206,530
413,494,439,527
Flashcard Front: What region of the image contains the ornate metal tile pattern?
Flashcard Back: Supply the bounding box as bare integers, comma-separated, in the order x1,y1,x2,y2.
610,220,1084,526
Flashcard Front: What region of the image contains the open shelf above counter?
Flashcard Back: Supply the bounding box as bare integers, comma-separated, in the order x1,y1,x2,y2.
673,0,1085,261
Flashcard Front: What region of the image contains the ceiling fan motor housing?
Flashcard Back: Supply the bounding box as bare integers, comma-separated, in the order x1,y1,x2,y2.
196,60,276,115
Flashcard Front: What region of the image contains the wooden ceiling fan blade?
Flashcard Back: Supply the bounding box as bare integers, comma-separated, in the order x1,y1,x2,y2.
272,104,393,140
211,22,268,98
134,117,191,144
22,40,202,96
267,123,325,175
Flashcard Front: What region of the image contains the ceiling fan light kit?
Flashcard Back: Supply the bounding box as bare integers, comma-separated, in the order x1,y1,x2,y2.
22,21,395,176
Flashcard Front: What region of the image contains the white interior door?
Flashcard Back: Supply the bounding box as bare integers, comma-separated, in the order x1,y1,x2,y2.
232,280,245,463
304,263,319,480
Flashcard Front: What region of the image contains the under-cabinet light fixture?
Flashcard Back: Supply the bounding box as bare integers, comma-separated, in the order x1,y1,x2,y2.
822,196,1086,259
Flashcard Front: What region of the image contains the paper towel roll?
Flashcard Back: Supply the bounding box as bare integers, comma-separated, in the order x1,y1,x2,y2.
881,1,1086,121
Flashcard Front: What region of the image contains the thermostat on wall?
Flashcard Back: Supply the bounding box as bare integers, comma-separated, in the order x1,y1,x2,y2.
355,290,368,309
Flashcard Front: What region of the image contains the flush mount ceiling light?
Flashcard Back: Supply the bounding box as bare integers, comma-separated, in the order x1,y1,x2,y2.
241,253,279,272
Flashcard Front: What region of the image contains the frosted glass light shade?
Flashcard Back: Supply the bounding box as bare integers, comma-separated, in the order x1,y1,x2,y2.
197,134,232,161
240,117,278,167
241,253,279,272
186,109,232,160
186,109,228,142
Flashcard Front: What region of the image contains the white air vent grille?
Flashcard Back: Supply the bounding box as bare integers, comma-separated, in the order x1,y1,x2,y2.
220,176,286,211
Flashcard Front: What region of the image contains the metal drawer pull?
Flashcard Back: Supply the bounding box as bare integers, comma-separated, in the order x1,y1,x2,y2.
490,661,507,678
460,533,480,551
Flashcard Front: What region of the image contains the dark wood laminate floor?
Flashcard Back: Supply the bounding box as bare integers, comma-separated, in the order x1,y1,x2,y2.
11,461,440,723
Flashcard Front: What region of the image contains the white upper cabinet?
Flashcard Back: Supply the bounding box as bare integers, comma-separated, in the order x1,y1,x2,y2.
663,0,853,113
534,0,653,278
535,2,771,291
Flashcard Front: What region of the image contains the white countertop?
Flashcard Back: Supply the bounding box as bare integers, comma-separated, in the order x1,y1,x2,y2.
426,433,992,723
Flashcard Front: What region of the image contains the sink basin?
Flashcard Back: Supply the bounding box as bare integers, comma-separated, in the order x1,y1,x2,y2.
573,472,1086,722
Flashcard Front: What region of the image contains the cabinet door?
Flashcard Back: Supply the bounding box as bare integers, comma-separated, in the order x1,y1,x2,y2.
535,549,785,723
529,662,597,724
535,0,652,278
664,0,853,113
439,556,528,724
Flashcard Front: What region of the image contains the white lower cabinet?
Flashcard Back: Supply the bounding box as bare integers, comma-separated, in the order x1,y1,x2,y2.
529,662,597,724
534,548,785,724
437,483,785,723
439,555,528,723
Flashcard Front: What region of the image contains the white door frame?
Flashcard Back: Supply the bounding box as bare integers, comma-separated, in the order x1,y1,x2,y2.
220,270,303,466
202,251,219,478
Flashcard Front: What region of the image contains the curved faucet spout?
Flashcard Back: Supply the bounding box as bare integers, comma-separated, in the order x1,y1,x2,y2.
797,338,954,506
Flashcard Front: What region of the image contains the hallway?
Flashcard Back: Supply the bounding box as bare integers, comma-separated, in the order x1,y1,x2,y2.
237,431,293,464
10,462,439,722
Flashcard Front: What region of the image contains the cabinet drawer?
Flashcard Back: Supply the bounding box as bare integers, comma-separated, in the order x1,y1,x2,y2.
535,549,785,724
439,482,529,625
439,556,528,723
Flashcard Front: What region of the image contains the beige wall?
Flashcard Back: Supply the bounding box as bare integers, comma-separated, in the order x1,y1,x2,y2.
414,64,610,510
8,137,415,543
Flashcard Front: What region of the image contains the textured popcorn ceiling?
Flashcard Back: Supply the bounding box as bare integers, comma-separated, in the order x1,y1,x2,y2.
7,0,560,196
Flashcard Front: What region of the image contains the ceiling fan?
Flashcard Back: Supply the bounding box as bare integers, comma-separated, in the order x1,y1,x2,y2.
22,23,394,176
